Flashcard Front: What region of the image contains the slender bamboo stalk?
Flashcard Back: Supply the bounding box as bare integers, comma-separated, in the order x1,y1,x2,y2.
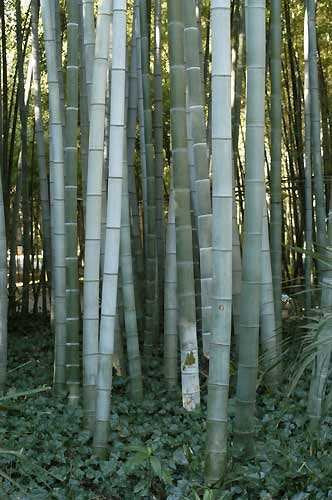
65,0,80,406
206,0,232,482
234,0,266,451
304,5,312,310
153,0,165,335
307,0,332,429
41,0,66,394
167,0,200,410
231,0,244,345
83,0,113,429
100,28,112,277
94,0,127,457
164,174,177,388
270,0,282,333
79,0,89,210
31,0,52,286
8,61,33,315
127,18,144,328
135,0,148,273
0,165,7,393
307,0,327,255
54,2,64,115
9,155,22,315
113,295,127,377
0,2,9,224
120,140,143,401
82,0,96,110
186,89,202,337
15,0,30,316
260,197,279,386
183,0,212,357
139,0,158,354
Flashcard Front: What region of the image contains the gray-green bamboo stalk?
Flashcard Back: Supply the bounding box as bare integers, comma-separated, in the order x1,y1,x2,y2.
0,168,7,393
307,0,332,429
79,0,89,210
65,0,80,406
41,0,66,394
154,0,165,335
234,0,266,450
167,0,200,411
82,0,96,111
127,18,144,329
135,1,148,270
16,0,30,316
31,0,52,285
183,0,212,357
164,175,177,388
94,0,127,457
83,0,113,429
304,5,312,311
54,1,65,125
260,197,280,386
139,0,158,354
307,0,327,254
8,62,33,315
120,142,143,402
270,0,282,333
231,0,244,345
206,0,232,481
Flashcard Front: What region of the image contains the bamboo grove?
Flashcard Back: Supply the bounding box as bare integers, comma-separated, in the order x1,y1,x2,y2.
0,0,331,483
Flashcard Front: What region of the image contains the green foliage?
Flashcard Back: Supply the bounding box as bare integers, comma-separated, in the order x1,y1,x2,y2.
1,318,332,499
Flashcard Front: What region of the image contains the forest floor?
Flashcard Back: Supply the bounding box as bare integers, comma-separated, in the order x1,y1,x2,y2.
0,316,332,499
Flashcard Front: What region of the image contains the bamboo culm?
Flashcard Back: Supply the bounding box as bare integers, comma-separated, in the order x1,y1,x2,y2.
167,0,200,411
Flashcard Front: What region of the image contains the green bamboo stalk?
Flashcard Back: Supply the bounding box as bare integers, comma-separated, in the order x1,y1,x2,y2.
139,0,158,354
164,173,177,388
231,0,244,345
232,202,242,351
167,0,200,411
82,0,96,110
9,155,22,315
0,168,7,393
94,0,127,457
127,18,144,329
205,0,232,482
54,1,65,125
304,5,312,311
183,0,212,357
41,0,66,394
270,0,282,333
194,0,205,90
8,62,33,315
15,0,30,316
153,0,165,335
78,0,89,215
100,37,112,275
307,0,327,254
234,0,266,451
113,300,127,377
186,89,202,338
260,197,280,386
65,0,80,406
120,140,143,402
121,33,143,399
135,1,148,262
31,0,52,286
307,0,332,429
83,0,113,430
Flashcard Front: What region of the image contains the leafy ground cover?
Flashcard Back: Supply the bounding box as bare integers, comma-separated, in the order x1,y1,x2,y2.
1,316,332,499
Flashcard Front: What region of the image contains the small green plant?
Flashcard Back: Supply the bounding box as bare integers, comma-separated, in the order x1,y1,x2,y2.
125,443,172,496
